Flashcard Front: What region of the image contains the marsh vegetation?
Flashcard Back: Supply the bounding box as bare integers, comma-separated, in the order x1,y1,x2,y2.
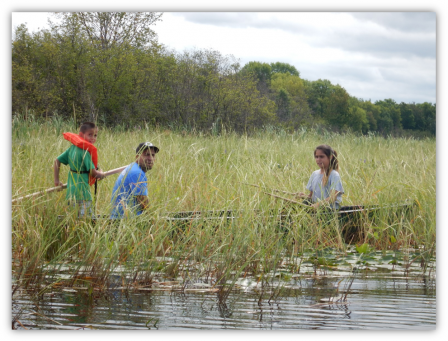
11,116,436,329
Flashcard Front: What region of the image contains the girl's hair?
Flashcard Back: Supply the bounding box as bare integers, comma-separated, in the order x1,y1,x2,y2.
314,144,339,186
79,121,96,133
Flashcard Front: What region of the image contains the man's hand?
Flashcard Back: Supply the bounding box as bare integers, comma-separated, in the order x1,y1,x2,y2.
136,195,149,211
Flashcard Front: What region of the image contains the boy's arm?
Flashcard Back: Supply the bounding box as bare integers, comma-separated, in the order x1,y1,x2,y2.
54,159,64,186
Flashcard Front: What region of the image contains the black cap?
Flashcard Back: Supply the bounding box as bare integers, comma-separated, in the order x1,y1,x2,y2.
136,142,159,154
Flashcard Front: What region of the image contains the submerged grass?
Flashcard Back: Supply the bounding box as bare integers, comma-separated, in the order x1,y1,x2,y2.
11,116,436,300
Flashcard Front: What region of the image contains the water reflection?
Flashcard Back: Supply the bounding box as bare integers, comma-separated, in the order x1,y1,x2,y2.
13,273,436,330
12,250,436,330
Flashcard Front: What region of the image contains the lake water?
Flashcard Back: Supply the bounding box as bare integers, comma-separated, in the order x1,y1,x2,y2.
12,249,436,330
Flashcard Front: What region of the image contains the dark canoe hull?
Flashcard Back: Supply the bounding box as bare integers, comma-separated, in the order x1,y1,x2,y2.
161,202,415,244
62,201,414,244
61,201,413,223
162,202,414,221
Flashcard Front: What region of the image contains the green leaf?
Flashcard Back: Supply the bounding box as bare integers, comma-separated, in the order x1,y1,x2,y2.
356,243,370,254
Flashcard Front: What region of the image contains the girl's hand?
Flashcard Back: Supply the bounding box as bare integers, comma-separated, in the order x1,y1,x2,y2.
55,181,64,187
311,202,320,209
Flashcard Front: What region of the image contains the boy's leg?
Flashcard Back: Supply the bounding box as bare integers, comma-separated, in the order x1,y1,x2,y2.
78,200,93,218
68,200,93,219
67,200,78,218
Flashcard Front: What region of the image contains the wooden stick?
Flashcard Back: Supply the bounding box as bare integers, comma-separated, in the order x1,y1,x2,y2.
12,165,128,204
240,182,297,196
262,192,311,208
103,165,127,177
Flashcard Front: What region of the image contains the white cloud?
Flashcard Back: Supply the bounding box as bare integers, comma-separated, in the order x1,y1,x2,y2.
155,12,436,103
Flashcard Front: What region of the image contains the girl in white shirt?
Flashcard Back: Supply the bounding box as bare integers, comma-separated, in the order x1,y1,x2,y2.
296,145,344,209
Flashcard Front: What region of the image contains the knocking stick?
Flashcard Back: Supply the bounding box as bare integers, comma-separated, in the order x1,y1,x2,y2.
12,165,127,204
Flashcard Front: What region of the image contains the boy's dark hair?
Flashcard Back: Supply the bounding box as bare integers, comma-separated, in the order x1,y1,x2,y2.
79,122,96,133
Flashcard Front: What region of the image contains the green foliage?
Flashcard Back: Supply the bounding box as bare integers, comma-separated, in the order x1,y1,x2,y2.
322,85,351,128
51,12,163,49
270,62,300,77
12,16,436,138
355,243,370,254
399,102,415,129
304,79,332,118
347,97,369,133
241,61,272,85
271,73,311,127
375,99,402,132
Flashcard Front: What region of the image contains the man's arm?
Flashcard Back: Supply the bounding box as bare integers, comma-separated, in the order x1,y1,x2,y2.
135,195,149,211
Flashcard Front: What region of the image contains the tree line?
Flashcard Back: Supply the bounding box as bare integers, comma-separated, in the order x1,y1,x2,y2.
12,12,436,136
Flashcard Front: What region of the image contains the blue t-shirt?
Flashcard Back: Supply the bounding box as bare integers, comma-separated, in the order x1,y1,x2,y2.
110,162,148,218
306,169,344,209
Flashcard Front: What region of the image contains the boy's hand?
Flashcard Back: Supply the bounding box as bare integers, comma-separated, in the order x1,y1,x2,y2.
97,171,106,180
91,168,106,180
55,181,64,187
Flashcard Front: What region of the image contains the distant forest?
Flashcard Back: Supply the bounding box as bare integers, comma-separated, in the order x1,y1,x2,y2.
12,12,436,137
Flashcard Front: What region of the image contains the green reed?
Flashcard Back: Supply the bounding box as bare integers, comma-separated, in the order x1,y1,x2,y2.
11,116,436,295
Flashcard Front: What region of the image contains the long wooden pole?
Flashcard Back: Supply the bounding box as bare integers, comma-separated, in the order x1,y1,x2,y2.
240,182,297,196
262,192,311,208
12,165,128,204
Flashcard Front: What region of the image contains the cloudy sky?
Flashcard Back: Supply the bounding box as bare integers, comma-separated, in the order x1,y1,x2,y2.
11,10,436,104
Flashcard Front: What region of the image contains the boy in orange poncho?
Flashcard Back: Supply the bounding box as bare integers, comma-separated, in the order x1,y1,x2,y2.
54,122,106,217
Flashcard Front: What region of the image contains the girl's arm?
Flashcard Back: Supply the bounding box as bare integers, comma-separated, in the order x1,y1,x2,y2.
312,190,340,208
294,191,312,198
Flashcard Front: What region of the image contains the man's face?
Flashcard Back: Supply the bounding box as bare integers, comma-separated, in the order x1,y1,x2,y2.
80,128,98,144
136,148,156,172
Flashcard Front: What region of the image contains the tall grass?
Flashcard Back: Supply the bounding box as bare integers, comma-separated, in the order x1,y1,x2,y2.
11,116,436,296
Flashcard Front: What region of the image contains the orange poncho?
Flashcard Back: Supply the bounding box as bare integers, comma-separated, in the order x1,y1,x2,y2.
63,132,98,186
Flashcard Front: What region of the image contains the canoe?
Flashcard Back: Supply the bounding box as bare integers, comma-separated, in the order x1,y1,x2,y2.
58,201,414,244
162,201,414,221
161,201,415,244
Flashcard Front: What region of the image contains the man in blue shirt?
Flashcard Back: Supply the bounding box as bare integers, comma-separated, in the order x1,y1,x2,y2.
110,142,159,218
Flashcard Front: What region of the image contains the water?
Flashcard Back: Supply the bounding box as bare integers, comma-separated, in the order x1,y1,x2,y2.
12,272,436,330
